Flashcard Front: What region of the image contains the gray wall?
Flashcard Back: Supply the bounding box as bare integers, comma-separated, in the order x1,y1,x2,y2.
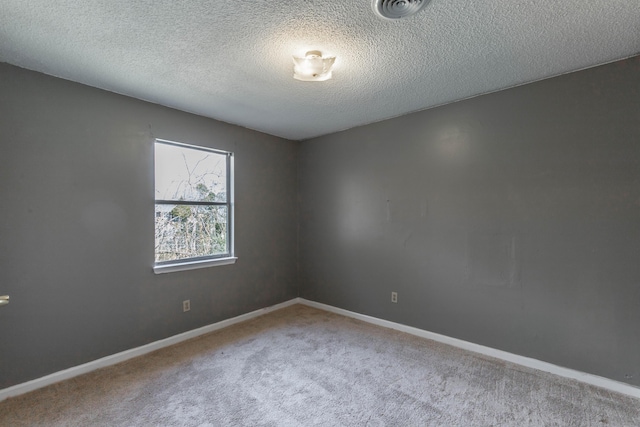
299,56,640,386
2,55,640,391
0,63,298,389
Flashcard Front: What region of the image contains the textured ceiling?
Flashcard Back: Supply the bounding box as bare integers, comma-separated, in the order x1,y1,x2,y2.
1,1,639,140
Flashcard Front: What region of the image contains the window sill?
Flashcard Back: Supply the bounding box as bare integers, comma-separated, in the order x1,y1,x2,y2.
153,257,238,274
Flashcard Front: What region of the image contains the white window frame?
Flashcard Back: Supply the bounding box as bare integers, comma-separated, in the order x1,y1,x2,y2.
153,139,236,274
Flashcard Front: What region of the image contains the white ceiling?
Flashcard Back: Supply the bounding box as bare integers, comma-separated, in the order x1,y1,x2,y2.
1,1,638,140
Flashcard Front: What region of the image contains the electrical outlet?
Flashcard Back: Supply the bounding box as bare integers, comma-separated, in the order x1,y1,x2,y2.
391,292,398,303
183,300,191,312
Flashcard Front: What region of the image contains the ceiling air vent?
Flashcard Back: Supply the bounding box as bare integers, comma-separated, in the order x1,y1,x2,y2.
372,0,430,20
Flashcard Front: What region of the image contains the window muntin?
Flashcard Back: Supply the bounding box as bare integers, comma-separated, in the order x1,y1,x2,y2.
154,139,233,265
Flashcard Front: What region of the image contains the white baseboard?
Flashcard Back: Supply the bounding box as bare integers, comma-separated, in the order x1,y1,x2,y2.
3,297,639,402
0,298,300,402
298,298,640,399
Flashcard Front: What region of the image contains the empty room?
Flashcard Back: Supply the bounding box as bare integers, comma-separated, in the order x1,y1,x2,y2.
1,0,639,425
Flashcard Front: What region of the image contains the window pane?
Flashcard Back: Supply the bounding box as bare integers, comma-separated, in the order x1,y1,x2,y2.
155,204,228,262
155,143,227,202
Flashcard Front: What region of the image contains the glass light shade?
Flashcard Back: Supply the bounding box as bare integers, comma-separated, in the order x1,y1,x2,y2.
293,51,336,82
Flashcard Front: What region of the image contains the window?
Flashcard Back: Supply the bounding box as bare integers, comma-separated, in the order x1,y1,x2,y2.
154,139,235,273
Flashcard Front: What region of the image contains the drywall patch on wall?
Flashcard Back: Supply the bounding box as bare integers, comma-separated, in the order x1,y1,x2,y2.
386,197,428,224
465,231,521,289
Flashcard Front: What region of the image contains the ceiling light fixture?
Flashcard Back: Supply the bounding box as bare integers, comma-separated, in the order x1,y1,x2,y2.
293,51,336,82
373,0,430,20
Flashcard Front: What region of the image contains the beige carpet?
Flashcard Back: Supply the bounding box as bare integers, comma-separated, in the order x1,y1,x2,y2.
1,304,639,426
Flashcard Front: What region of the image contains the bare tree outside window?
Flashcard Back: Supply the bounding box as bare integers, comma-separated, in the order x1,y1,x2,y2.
154,140,232,263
